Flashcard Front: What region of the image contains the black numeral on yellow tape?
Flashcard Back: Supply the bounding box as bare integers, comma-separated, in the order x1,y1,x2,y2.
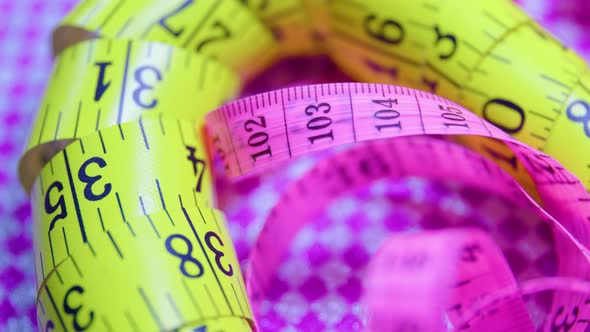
185,146,207,193
433,26,457,60
244,116,272,161
439,104,469,129
482,98,525,134
566,100,590,138
132,66,162,109
78,157,112,201
94,62,112,102
45,181,68,231
204,231,233,277
363,14,405,45
305,102,334,144
63,285,94,331
166,233,205,278
196,21,232,53
364,59,398,80
372,98,401,131
158,0,194,37
45,320,55,332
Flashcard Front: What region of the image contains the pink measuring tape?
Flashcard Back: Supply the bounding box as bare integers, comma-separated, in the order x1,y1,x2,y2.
206,83,590,331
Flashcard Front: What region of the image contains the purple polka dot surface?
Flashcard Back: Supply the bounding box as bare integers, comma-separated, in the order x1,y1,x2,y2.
0,0,589,331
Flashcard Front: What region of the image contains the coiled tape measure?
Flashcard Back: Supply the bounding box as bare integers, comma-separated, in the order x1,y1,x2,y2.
16,0,590,331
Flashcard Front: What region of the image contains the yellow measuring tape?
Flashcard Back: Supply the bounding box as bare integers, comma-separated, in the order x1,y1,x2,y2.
18,38,239,193
19,0,590,331
324,0,590,189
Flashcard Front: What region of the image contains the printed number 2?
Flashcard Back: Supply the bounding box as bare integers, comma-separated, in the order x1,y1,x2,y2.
205,231,233,276
158,0,194,37
63,285,94,331
78,157,112,201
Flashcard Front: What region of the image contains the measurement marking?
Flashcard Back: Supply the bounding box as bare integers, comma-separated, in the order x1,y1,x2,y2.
37,104,49,144
209,209,222,234
63,149,87,242
44,285,67,332
181,279,203,316
265,5,301,22
203,284,221,315
280,89,293,158
483,10,508,28
73,102,82,138
96,0,124,30
462,85,489,98
106,231,123,259
457,61,471,72
98,131,107,154
236,278,250,315
95,108,101,131
231,283,245,316
192,190,198,208
118,124,125,141
347,86,358,142
139,196,160,238
541,74,573,90
462,40,483,55
530,132,548,142
426,63,461,87
115,17,133,37
138,118,150,150
413,94,426,134
87,241,96,257
408,20,431,30
116,42,132,124
79,138,85,154
182,1,222,48
166,292,183,321
182,206,234,314
222,110,244,173
116,192,126,221
97,207,105,231
125,221,136,237
138,287,162,328
529,110,556,122
423,2,439,11
488,53,511,64
125,311,141,332
49,159,54,175
70,256,83,278
62,228,70,255
177,120,186,145
102,316,114,332
39,253,45,278
483,30,497,40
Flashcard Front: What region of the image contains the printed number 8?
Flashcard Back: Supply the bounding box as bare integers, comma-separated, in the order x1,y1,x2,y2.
165,234,204,278
566,100,590,138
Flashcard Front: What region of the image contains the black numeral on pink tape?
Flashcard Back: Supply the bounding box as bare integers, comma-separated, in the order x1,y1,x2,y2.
372,98,401,131
244,116,272,161
439,104,469,129
305,102,334,144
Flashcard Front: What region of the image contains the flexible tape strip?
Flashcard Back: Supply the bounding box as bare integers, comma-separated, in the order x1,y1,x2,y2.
244,135,590,331
238,0,320,57
322,0,590,190
363,228,532,331
30,118,212,284
35,204,253,332
53,0,278,79
18,38,239,193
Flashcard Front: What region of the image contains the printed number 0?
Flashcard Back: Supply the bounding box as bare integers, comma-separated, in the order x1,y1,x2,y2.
566,100,590,138
165,234,204,278
78,157,112,201
205,231,234,276
63,285,94,331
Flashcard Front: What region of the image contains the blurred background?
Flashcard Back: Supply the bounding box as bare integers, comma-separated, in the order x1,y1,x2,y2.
1,0,590,330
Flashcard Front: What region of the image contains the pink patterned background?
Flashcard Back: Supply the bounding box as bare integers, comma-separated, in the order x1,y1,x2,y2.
0,0,589,331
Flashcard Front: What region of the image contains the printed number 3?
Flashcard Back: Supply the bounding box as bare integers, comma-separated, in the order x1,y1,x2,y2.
78,157,112,201
63,285,94,331
205,231,233,276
